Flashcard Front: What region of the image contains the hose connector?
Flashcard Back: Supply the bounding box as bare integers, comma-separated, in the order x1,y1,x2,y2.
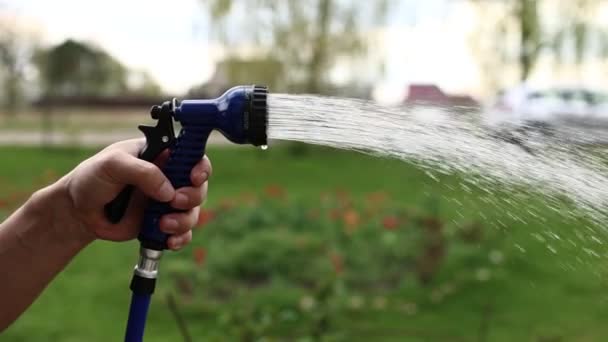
130,248,163,295
134,247,163,279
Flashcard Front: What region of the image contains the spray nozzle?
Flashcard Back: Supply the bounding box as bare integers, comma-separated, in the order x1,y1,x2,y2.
174,85,268,147
104,85,268,227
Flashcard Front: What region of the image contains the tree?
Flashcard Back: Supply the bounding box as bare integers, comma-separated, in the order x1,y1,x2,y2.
203,0,389,94
469,0,541,87
516,0,541,81
128,70,163,97
0,18,38,114
187,56,284,97
469,0,606,91
35,39,128,98
550,0,605,70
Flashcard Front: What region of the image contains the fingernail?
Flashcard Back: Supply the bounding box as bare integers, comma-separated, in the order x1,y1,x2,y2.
164,218,179,232
172,237,183,249
159,181,174,201
174,193,188,207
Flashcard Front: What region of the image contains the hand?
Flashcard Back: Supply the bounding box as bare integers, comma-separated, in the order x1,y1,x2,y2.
56,139,211,250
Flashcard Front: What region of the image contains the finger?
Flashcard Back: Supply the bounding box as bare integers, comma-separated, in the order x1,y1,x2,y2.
101,152,174,202
153,149,170,168
191,156,212,187
109,139,170,166
159,207,199,234
170,183,207,210
168,230,193,251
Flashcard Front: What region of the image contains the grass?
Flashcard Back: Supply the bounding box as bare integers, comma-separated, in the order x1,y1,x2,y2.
1,144,608,341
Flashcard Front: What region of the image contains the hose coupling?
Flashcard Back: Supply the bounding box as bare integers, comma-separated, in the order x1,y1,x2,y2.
133,247,163,279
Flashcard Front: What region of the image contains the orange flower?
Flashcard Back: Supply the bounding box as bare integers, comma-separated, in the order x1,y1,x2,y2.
329,208,341,221
382,216,399,230
366,191,389,205
335,188,349,199
329,253,344,275
218,199,236,211
265,184,286,198
342,209,360,233
193,247,207,266
197,209,215,227
335,188,351,208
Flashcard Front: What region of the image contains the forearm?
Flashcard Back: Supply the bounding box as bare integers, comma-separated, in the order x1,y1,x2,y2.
0,180,94,331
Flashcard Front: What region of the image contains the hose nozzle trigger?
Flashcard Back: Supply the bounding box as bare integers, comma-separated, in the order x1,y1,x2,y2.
103,100,177,224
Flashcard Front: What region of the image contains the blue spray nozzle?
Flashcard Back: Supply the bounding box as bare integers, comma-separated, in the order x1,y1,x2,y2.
137,85,267,250
176,85,268,146
104,85,268,226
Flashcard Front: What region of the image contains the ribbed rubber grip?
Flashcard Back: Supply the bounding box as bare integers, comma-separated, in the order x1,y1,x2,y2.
138,126,213,250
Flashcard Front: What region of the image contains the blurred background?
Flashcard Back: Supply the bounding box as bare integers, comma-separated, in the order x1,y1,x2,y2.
3,0,608,341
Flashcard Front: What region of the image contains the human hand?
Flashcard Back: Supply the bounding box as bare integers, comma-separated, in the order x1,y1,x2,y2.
53,139,211,250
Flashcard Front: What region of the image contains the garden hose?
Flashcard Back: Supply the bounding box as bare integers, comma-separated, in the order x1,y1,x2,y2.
103,85,268,342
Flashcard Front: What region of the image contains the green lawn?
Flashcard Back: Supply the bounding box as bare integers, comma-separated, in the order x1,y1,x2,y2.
1,144,608,341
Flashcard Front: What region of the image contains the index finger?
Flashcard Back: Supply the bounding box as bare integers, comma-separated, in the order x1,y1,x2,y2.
190,155,212,187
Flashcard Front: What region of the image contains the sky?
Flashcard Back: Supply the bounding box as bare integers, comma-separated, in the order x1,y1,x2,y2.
2,0,485,102
3,0,216,95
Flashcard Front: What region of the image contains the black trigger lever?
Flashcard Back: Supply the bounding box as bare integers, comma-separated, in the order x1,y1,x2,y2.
104,100,177,224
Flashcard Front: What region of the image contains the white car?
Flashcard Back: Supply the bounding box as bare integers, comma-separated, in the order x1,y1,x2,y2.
485,85,608,130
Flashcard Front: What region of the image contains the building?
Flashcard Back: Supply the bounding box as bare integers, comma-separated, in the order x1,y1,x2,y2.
404,84,479,108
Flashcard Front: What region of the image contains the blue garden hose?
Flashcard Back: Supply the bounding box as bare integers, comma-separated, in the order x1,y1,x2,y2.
124,293,151,342
103,85,268,342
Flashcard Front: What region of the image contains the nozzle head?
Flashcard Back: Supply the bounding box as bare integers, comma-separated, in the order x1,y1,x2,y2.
247,85,268,146
174,85,268,146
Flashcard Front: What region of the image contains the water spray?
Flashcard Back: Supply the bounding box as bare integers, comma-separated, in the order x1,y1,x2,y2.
104,85,268,342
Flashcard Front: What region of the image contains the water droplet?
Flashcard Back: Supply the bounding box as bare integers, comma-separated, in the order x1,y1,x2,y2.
261,145,268,150
591,236,603,245
425,170,439,183
514,244,526,253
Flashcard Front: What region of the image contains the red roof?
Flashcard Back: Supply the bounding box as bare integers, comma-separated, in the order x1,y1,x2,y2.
405,84,479,108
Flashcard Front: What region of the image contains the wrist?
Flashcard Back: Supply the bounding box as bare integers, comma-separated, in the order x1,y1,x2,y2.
26,178,96,251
